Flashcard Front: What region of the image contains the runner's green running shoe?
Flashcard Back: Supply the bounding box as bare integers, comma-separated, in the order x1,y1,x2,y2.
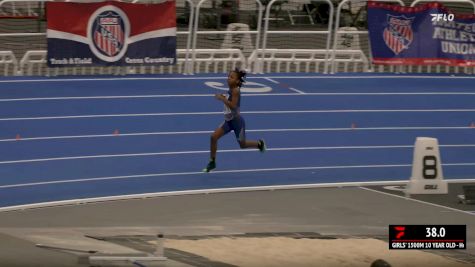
203,159,216,172
258,139,266,153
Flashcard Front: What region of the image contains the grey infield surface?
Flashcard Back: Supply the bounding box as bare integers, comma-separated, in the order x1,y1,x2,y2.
0,183,474,267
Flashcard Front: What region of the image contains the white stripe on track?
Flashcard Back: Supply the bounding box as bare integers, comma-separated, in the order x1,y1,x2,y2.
0,164,415,189
3,92,475,102
1,145,474,165
1,126,474,142
264,78,280,84
1,75,475,83
2,109,475,121
1,178,473,212
1,163,474,189
360,187,475,216
288,87,306,94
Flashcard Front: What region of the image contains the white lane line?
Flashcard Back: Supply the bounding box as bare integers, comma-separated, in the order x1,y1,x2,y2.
1,126,474,142
0,180,409,212
1,75,475,83
360,186,475,216
0,111,222,121
264,77,305,94
0,77,228,83
1,145,475,165
2,92,475,102
0,131,213,142
259,76,475,79
264,78,280,84
0,179,472,212
0,94,215,101
288,87,306,94
0,164,414,189
2,109,475,121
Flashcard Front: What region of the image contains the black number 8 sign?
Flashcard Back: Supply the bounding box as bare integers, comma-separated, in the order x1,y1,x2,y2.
422,155,437,179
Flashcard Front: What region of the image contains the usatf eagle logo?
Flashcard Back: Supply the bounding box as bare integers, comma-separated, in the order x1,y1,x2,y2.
88,6,130,62
383,15,414,55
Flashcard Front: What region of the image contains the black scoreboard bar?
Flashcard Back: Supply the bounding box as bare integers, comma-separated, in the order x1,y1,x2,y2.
389,225,466,250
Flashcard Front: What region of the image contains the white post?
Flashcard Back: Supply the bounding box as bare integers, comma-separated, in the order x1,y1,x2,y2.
184,0,195,75
192,0,207,75
324,0,334,74
255,0,264,74
331,0,405,74
405,137,448,196
155,234,165,257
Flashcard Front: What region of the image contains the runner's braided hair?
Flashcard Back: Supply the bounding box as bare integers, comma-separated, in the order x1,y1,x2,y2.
234,68,246,88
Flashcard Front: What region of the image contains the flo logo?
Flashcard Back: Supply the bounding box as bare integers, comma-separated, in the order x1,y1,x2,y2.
394,226,405,239
431,14,455,22
87,6,130,62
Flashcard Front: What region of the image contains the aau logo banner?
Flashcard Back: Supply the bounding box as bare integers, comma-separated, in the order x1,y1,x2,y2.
91,9,127,60
47,1,176,67
368,2,475,66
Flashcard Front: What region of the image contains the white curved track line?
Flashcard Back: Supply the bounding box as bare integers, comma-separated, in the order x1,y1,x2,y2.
2,109,475,121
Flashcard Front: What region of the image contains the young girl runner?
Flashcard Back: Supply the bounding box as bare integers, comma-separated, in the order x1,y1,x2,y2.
203,69,266,172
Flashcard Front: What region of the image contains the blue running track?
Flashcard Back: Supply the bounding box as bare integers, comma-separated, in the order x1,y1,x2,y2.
0,74,474,208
